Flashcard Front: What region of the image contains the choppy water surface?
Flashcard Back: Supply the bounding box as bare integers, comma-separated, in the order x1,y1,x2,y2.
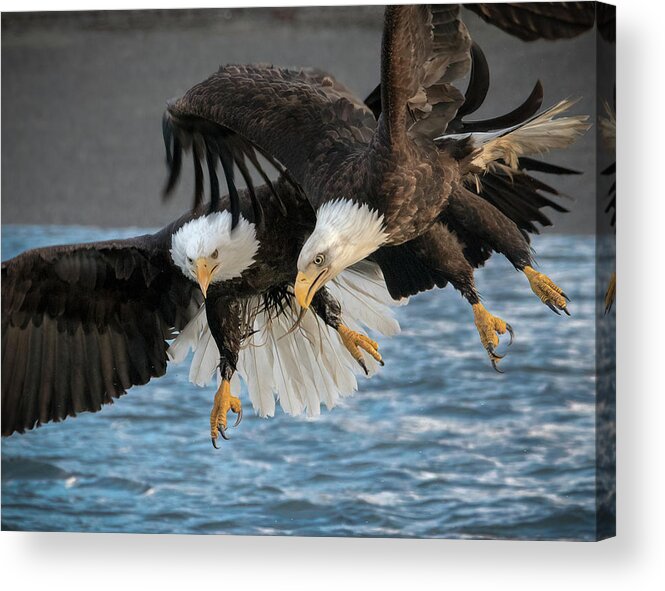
2,226,602,539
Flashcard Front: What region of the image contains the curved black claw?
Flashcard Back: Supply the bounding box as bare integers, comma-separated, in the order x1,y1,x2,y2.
562,307,571,317
562,291,571,302
357,358,369,376
379,359,385,367
233,408,243,428
219,424,230,441
487,344,505,360
506,323,515,347
490,356,504,374
546,301,562,315
211,437,219,449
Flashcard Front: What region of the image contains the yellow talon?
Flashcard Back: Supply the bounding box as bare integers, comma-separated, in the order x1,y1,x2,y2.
210,379,243,447
338,324,383,375
523,266,570,316
472,303,514,372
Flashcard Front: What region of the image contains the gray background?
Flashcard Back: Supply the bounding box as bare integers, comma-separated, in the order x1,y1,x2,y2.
1,6,596,231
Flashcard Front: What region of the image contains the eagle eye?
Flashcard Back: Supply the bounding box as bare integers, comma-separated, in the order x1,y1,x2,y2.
187,257,193,264
313,254,325,266
211,249,219,259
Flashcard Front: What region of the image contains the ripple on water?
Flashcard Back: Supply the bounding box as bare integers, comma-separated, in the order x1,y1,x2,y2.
2,457,72,481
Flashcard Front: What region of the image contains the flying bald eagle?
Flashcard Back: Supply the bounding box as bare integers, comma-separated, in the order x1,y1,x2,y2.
2,180,401,445
163,3,591,370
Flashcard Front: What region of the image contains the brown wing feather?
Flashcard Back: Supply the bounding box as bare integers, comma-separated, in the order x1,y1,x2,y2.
1,232,201,436
380,4,472,147
165,65,375,215
465,3,596,41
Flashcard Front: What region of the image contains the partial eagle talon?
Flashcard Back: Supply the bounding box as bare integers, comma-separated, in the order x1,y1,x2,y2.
487,344,504,360
546,301,562,315
233,407,243,428
473,303,513,371
338,324,383,373
490,356,504,374
209,379,242,446
524,266,570,315
506,323,515,347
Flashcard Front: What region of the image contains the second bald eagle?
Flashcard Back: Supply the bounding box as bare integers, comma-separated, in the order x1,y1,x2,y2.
163,4,591,370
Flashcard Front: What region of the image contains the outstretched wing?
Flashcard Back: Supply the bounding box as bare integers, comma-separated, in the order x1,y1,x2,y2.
465,2,596,41
163,65,376,223
1,231,201,435
380,4,472,146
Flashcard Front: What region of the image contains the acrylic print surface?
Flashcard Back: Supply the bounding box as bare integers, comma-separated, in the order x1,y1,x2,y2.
1,3,616,540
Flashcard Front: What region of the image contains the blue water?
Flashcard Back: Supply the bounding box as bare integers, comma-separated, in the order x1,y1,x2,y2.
1,226,602,539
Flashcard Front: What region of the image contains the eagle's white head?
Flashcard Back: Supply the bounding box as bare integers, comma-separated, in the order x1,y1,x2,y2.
295,199,388,309
171,212,259,297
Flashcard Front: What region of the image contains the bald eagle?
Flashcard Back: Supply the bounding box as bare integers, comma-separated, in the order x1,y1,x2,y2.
2,180,400,445
163,4,590,370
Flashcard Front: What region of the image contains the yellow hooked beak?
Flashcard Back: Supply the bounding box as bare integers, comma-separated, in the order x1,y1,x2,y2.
195,258,212,298
295,268,329,309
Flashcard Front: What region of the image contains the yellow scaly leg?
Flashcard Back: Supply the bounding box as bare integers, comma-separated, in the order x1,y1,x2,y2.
338,324,384,375
210,379,242,448
472,303,514,373
524,266,570,316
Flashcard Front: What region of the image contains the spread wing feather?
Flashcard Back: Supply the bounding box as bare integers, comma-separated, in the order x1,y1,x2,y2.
380,4,472,145
1,232,201,435
163,65,376,223
465,2,596,41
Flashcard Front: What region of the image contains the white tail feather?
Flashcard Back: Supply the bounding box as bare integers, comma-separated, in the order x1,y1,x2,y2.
167,261,404,418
